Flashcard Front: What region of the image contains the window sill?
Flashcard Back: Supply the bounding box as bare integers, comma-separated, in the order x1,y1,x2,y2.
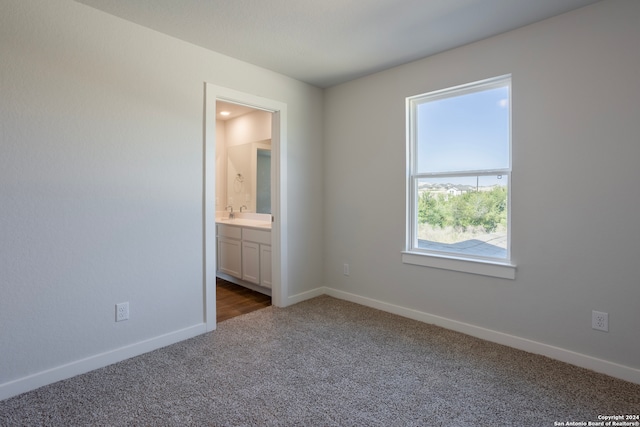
402,251,516,279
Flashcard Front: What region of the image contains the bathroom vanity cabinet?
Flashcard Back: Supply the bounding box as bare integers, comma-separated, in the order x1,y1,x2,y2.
216,222,271,291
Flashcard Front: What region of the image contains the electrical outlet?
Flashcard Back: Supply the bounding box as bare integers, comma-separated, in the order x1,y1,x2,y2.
592,310,608,332
116,302,129,322
343,263,350,276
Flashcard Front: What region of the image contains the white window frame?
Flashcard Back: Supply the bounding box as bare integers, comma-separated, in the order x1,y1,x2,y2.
403,75,516,279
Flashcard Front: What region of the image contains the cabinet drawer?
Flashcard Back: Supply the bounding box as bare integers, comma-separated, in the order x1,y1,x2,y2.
242,228,271,245
217,224,242,239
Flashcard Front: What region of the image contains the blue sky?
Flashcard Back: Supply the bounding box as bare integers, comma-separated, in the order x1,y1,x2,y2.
416,86,510,174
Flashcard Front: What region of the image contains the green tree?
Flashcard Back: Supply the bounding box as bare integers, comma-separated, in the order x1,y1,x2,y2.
418,186,507,233
418,192,447,228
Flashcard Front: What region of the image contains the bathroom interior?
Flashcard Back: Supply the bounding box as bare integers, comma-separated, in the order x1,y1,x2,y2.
215,100,273,319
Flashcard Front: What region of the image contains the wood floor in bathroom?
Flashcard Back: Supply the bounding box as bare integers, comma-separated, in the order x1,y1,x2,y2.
216,278,272,323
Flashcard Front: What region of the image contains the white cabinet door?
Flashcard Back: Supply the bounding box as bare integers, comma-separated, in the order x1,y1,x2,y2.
242,241,260,284
260,245,272,289
217,237,242,278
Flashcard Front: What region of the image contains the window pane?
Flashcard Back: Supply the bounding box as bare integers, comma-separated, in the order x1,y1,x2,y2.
416,86,509,173
416,175,508,259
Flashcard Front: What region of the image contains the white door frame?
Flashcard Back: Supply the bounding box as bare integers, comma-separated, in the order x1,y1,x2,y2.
204,83,288,331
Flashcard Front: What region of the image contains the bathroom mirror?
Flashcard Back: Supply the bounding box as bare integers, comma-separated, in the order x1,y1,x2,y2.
256,148,271,214
226,139,271,213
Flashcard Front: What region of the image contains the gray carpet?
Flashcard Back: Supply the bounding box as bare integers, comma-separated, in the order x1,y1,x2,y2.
1,295,639,426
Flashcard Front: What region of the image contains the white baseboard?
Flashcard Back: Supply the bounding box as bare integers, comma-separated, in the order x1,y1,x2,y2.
4,288,638,402
0,323,207,401
286,287,325,306
324,287,640,385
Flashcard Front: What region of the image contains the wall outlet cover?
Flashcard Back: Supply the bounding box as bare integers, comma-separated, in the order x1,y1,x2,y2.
592,310,608,332
116,302,129,322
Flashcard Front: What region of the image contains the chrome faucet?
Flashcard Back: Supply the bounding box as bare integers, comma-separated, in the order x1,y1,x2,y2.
226,205,234,219
240,205,248,213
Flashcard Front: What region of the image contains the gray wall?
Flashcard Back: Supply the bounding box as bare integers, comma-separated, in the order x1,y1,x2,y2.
324,0,640,377
0,0,323,398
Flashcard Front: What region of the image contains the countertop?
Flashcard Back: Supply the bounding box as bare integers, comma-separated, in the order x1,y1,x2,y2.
216,218,272,230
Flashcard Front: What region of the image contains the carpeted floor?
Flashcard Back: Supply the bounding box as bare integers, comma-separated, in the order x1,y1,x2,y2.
1,296,639,426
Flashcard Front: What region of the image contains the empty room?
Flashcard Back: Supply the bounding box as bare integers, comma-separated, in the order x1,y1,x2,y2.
1,0,639,425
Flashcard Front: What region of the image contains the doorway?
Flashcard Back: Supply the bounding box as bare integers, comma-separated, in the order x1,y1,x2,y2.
204,84,288,332
215,99,272,313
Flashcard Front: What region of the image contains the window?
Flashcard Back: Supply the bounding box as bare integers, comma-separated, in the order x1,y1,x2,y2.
404,75,515,278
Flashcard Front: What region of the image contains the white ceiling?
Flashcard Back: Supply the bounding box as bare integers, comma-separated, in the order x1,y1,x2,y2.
216,100,257,121
75,0,601,88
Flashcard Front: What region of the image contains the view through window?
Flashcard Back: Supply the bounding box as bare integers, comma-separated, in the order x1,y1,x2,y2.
407,75,511,262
